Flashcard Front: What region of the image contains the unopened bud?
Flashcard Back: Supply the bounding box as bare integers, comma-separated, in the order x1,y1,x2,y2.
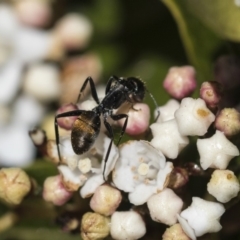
46,140,60,164
118,103,150,135
215,108,240,137
162,223,191,240
110,211,146,240
43,175,73,206
200,81,222,110
56,103,79,130
81,212,110,240
90,184,122,216
29,128,47,147
168,167,189,189
163,66,197,100
0,168,31,205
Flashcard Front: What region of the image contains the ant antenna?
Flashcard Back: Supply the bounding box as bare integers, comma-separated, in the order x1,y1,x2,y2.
146,89,160,122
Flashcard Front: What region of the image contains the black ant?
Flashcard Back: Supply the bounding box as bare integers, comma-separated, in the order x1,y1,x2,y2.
55,76,159,181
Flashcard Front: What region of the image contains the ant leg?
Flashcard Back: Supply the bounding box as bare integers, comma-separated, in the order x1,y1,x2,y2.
102,119,114,181
105,75,121,95
76,76,100,104
111,114,128,146
102,115,127,181
55,109,83,163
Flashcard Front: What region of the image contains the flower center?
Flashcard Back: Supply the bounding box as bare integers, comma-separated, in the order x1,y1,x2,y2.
138,163,149,176
78,158,92,173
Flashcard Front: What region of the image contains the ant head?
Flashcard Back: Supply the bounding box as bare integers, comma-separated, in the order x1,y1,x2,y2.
127,77,145,102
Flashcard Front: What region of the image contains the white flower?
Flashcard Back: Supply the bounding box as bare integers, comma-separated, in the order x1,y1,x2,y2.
113,140,173,205
179,197,225,237
147,188,183,226
150,119,189,159
110,211,146,240
197,130,239,170
175,98,215,136
154,99,180,123
207,169,240,203
57,133,119,194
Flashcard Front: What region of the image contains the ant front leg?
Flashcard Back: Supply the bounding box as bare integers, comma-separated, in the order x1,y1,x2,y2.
102,118,114,181
76,76,100,104
111,113,128,146
105,75,120,95
55,109,83,164
102,114,128,181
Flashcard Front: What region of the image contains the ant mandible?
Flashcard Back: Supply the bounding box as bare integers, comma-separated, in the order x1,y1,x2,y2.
55,75,159,181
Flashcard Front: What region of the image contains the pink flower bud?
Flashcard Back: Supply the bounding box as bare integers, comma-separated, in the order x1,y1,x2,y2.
200,81,222,110
56,103,78,130
43,175,73,206
118,103,150,135
215,108,240,137
163,66,197,100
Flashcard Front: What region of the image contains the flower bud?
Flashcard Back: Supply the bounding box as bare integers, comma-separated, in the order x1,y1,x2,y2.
175,98,215,136
54,13,93,50
23,63,61,102
14,0,52,27
215,108,240,137
180,197,225,237
168,167,189,189
0,168,31,205
46,140,60,164
117,103,150,135
163,66,197,100
207,170,240,203
81,212,110,240
162,223,191,240
56,103,79,130
200,81,222,110
154,99,180,123
90,184,122,216
110,211,146,240
60,54,102,104
42,175,73,206
29,128,47,147
147,188,183,226
197,130,239,170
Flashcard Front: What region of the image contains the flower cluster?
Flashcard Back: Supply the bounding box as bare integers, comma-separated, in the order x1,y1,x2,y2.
0,1,101,167
17,64,240,239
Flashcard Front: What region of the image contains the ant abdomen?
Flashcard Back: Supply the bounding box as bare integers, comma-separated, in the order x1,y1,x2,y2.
71,111,101,154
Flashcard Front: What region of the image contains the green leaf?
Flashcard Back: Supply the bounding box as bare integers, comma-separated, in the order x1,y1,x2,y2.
186,0,240,42
161,0,223,81
24,160,58,185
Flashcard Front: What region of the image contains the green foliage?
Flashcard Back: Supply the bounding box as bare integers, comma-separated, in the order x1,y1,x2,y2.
162,0,223,81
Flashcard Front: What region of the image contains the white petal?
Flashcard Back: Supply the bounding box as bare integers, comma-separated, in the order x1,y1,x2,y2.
113,166,135,192
177,214,196,240
80,174,104,198
157,161,173,190
154,99,180,122
150,119,189,159
129,183,156,205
